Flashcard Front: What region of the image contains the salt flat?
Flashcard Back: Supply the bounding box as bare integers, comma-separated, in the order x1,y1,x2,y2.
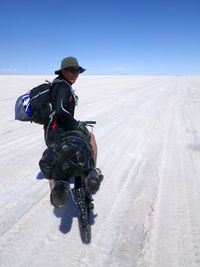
0,75,200,267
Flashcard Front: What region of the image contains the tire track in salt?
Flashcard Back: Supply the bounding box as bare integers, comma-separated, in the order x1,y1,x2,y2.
0,174,48,237
74,84,169,266
137,83,200,267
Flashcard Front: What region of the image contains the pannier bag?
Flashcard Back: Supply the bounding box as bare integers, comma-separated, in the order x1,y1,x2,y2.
39,134,93,180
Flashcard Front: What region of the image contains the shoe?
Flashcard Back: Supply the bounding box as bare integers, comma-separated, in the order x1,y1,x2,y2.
85,168,103,194
50,180,69,208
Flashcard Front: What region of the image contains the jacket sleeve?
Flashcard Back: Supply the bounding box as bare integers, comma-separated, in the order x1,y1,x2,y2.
54,82,78,129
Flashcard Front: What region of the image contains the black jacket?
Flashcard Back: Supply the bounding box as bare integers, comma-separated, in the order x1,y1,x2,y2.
51,76,78,129
45,75,79,146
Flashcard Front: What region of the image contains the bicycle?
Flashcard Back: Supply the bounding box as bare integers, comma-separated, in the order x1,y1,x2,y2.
51,121,97,244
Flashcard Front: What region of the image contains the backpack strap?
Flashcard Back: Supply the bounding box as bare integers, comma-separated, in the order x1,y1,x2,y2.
44,80,56,143
44,110,56,144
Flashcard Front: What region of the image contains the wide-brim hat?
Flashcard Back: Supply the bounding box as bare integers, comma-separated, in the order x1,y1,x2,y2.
55,57,86,74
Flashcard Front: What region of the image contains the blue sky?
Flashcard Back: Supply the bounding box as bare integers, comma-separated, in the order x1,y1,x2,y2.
1,0,200,75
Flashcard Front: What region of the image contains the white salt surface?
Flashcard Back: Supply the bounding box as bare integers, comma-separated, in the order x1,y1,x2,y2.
1,75,200,267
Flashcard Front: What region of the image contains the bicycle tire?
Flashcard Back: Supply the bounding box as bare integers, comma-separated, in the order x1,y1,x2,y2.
75,177,91,244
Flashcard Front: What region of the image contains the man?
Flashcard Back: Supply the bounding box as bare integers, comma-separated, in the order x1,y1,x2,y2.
40,57,103,208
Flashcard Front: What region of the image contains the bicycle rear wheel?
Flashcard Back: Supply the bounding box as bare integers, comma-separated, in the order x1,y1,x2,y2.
75,176,91,244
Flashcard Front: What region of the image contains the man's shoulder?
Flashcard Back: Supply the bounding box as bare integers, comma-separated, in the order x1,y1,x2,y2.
52,79,71,98
53,77,71,87
52,78,71,92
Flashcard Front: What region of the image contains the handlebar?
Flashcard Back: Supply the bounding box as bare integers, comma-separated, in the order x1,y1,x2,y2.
81,121,96,126
81,121,96,128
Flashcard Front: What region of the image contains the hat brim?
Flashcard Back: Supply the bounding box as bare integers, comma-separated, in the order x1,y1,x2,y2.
55,67,86,75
